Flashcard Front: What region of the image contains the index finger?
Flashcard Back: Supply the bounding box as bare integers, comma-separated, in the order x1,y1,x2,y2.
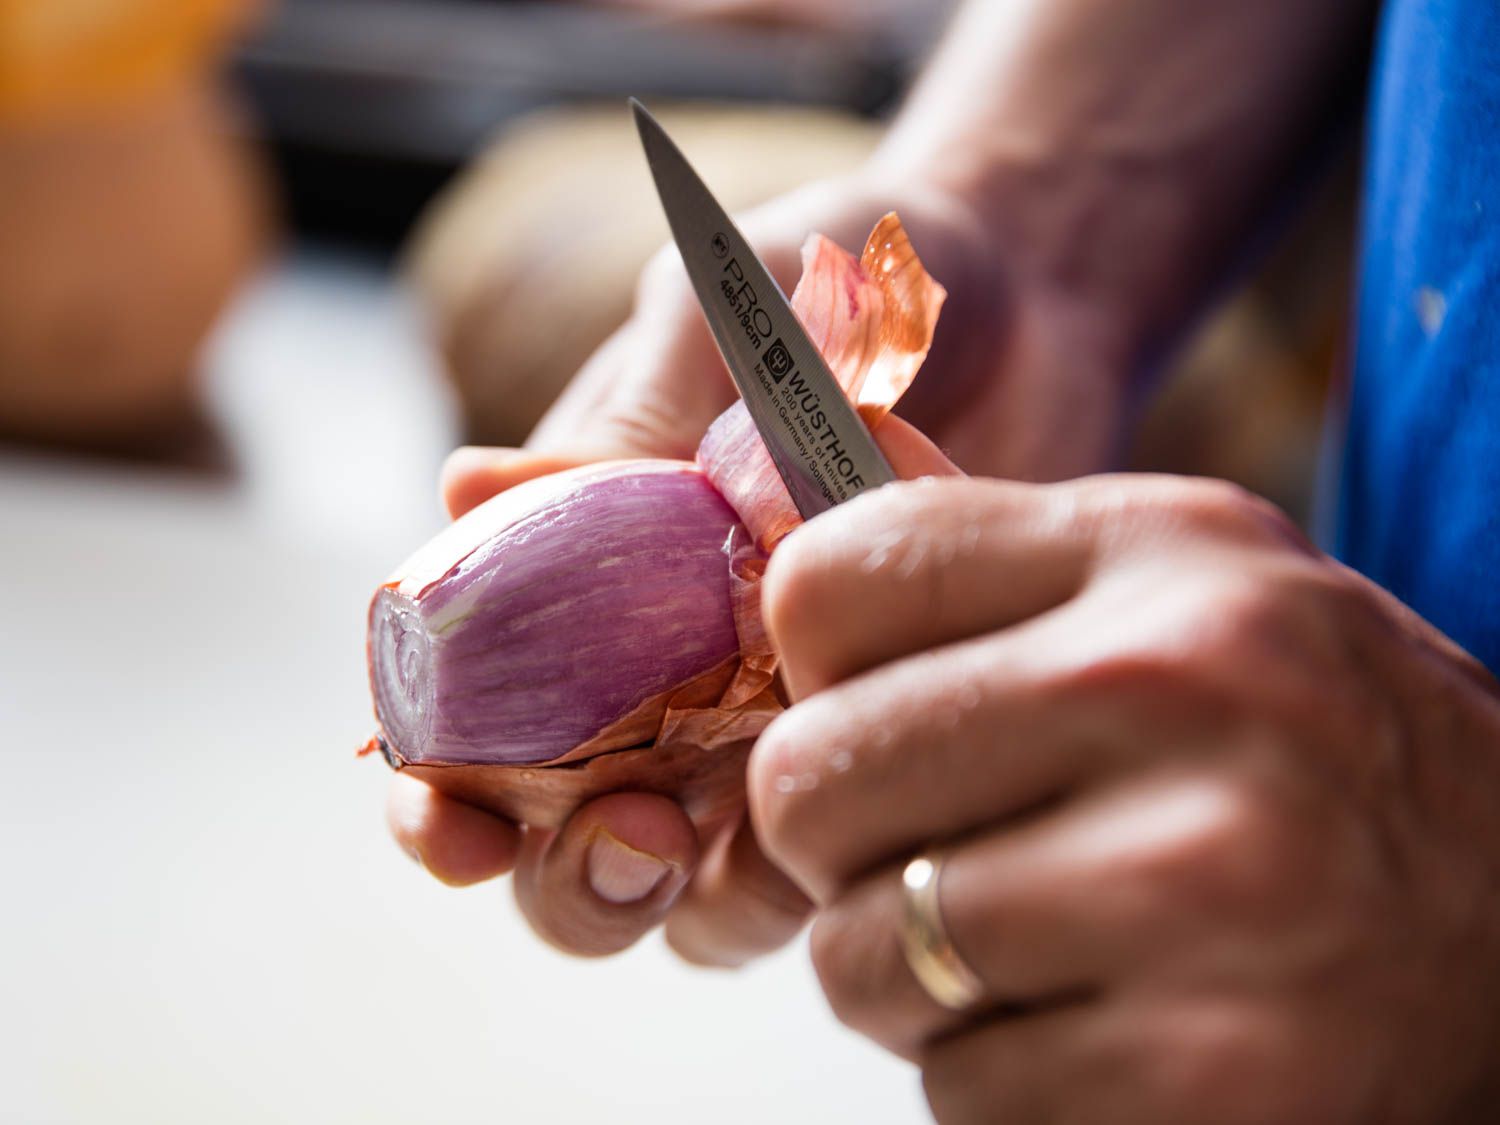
440,446,591,518
763,476,1095,700
386,773,522,886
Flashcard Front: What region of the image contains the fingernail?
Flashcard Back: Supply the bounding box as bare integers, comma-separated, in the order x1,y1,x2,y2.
586,830,673,905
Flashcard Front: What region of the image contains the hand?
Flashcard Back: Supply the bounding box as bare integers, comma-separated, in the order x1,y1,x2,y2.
459,169,1132,497
387,413,960,959
389,165,1134,960
747,474,1500,1122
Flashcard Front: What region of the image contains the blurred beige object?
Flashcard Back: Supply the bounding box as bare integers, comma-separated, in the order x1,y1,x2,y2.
0,82,269,447
406,104,880,446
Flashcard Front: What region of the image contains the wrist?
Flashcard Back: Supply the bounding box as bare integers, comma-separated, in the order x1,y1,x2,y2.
865,142,1173,392
856,0,1374,396
742,168,1138,479
847,165,1139,477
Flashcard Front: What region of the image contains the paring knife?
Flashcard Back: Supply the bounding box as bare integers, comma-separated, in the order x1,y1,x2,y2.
631,98,896,520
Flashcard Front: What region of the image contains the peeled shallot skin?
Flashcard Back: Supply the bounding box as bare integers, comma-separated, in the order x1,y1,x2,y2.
369,460,747,767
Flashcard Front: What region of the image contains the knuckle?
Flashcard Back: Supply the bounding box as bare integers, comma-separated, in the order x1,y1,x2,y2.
764,477,1019,653
663,933,732,969
1170,568,1380,738
1042,578,1299,708
1239,571,1374,711
1170,478,1301,546
920,1057,993,1125
1141,1007,1356,1124
1080,476,1307,560
748,708,804,799
1290,567,1386,655
920,1074,961,1125
1142,1009,1271,1120
516,886,648,959
1208,578,1299,658
1038,605,1223,718
1127,778,1309,919
385,774,435,847
808,886,913,1046
1144,575,1304,687
759,531,830,652
808,907,871,1027
747,710,828,879
1046,630,1194,701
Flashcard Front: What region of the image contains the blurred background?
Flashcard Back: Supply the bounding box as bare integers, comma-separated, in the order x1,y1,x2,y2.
0,1,1354,1121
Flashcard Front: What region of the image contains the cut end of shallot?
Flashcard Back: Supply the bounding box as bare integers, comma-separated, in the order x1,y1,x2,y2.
369,587,436,763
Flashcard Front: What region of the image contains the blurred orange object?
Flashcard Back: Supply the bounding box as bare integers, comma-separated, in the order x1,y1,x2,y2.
0,0,253,122
0,0,269,449
0,85,270,446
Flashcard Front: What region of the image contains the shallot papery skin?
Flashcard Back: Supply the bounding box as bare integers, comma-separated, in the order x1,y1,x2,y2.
371,461,748,766
365,214,944,828
700,215,947,552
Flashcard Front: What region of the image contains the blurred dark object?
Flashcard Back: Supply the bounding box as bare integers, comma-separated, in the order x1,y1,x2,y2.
1128,152,1359,525
407,102,879,444
233,0,924,244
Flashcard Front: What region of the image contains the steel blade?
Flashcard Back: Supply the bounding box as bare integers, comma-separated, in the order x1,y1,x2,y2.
631,99,895,519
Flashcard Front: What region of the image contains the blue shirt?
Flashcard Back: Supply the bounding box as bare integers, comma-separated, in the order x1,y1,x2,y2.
1337,0,1500,673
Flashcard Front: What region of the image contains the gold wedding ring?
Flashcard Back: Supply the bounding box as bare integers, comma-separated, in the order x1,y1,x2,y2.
899,851,986,1011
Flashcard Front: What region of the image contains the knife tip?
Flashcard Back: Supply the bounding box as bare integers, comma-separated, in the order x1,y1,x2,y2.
628,97,659,137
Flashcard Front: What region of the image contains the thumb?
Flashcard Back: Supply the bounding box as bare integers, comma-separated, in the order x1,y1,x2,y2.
875,413,965,481
526,260,739,463
440,447,592,519
440,382,961,520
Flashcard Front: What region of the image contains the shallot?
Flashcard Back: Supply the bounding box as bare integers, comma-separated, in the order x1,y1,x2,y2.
365,214,945,828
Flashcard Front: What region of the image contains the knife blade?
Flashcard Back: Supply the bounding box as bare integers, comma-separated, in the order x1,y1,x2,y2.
631,98,896,520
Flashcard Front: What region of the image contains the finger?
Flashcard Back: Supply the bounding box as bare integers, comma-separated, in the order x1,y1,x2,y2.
919,1002,1121,1125
385,773,522,887
750,608,1112,902
440,447,591,518
524,180,878,464
753,611,1256,901
664,814,813,968
872,413,965,481
513,792,699,957
810,778,1235,1056
763,476,1095,700
920,994,1291,1125
438,375,953,524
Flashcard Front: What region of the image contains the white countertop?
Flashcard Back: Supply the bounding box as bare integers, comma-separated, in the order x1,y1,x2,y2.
0,249,927,1124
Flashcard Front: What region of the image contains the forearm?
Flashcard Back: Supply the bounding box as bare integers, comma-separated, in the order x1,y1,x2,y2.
871,0,1375,377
